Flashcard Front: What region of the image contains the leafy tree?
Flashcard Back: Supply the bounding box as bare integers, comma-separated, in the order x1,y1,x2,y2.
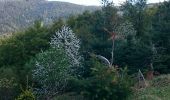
32,48,70,99
114,39,153,73
68,3,119,56
0,21,49,83
122,0,148,38
67,5,120,76
48,19,65,37
120,0,155,73
31,26,82,99
152,1,170,73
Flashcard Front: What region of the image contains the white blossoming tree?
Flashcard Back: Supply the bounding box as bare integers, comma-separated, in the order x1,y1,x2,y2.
50,25,82,72
115,21,136,40
32,26,82,99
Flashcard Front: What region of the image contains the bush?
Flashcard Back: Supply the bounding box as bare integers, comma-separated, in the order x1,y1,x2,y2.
0,67,19,99
16,88,35,100
0,78,18,100
30,48,72,99
74,59,132,100
0,21,49,85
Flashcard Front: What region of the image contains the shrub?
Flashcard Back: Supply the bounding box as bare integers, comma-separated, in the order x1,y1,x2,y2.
0,78,18,100
31,48,71,99
15,88,35,100
75,59,132,100
0,21,49,85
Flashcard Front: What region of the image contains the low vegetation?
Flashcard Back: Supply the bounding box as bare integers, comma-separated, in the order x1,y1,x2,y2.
129,75,170,100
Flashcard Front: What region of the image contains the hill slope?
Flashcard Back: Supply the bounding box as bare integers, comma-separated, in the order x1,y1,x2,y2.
129,74,170,100
0,0,99,34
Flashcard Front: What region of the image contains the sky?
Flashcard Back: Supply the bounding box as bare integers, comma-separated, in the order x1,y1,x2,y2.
48,0,166,6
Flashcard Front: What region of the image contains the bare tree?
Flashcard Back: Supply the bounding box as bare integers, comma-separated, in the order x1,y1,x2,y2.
94,21,136,68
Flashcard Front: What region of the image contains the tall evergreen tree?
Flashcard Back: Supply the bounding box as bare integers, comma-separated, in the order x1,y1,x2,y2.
122,0,148,38
152,1,170,73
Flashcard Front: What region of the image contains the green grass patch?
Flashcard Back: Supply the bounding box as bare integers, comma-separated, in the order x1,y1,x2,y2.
129,74,170,100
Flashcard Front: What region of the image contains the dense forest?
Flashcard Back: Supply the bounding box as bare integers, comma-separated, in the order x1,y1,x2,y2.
0,0,98,34
0,0,170,100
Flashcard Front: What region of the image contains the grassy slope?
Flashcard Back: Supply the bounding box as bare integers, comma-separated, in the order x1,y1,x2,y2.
129,74,170,100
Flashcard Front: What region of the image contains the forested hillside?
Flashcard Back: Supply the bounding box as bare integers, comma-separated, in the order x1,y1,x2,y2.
0,0,170,99
0,0,99,34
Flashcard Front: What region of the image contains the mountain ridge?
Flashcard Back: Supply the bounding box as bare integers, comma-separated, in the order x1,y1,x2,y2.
0,0,99,34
